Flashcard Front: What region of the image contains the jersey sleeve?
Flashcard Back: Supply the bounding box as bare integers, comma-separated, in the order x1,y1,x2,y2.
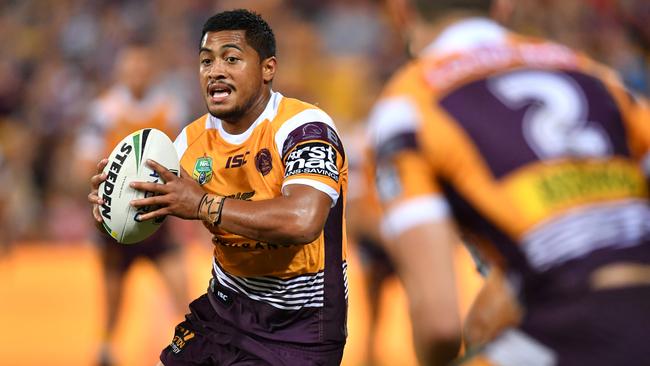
623,94,650,176
367,96,451,238
592,62,650,175
274,108,345,207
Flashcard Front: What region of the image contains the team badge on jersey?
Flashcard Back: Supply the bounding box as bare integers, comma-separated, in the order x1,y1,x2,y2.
193,156,213,185
255,148,273,176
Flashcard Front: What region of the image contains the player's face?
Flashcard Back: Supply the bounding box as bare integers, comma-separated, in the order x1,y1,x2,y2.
117,47,154,98
199,30,276,122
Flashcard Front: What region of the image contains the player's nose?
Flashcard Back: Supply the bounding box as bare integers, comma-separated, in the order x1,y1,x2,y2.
207,61,228,80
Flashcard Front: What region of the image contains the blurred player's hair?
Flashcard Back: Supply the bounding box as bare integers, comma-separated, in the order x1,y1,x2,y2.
201,9,276,60
412,0,492,21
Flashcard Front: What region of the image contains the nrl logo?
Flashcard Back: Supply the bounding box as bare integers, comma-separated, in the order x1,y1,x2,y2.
170,325,195,354
193,156,213,185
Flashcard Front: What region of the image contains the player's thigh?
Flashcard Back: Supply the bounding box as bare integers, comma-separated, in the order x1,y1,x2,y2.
160,294,269,366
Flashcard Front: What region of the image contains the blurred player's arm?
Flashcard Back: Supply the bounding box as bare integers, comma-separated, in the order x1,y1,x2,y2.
346,148,385,245
368,95,462,364
462,266,522,350
386,216,462,365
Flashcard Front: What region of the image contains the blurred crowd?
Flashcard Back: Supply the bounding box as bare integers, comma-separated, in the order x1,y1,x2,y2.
0,0,648,247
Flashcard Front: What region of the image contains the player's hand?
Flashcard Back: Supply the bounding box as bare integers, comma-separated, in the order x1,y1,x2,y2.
88,158,109,223
129,159,205,221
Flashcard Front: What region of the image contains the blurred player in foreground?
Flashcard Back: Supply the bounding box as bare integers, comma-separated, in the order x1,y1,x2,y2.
75,42,189,366
344,127,396,366
89,9,348,366
368,0,650,364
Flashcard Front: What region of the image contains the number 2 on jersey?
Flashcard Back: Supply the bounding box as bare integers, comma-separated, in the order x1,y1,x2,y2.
488,70,612,159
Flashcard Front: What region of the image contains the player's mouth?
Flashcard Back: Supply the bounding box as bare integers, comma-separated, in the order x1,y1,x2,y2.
207,83,234,104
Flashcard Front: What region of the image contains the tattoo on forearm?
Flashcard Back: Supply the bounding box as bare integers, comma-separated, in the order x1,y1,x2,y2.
198,193,226,226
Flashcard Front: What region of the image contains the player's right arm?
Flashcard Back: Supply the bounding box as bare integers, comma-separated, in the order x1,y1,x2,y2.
368,96,461,365
88,158,109,228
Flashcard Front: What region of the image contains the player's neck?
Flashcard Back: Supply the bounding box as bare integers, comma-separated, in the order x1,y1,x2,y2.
221,89,271,135
123,82,149,101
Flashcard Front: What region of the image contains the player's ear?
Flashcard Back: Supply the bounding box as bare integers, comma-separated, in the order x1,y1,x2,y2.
261,56,276,83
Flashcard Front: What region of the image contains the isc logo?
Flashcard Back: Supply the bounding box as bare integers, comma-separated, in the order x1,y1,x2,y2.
225,152,250,168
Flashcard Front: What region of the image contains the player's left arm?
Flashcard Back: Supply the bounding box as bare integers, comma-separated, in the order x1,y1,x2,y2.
217,183,332,244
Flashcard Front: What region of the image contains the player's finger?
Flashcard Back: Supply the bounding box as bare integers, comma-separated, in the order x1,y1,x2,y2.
90,172,108,189
88,191,104,205
134,208,167,222
130,180,167,193
130,194,167,208
92,205,103,223
146,159,177,181
96,158,109,173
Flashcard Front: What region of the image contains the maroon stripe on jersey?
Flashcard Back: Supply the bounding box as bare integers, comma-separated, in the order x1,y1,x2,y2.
439,70,629,179
282,121,345,161
322,187,348,343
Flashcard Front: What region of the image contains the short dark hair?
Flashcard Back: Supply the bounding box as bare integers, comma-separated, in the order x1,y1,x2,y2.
412,0,492,21
200,9,276,60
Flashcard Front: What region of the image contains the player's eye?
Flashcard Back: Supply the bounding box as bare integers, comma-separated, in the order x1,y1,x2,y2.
201,58,212,66
225,56,239,64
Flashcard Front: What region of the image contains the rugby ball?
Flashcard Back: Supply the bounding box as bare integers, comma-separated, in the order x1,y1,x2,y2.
97,128,179,244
